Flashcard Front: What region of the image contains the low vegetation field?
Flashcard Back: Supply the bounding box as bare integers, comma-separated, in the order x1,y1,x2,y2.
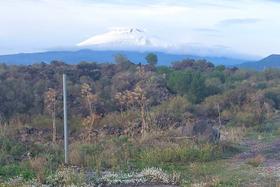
1,58,280,186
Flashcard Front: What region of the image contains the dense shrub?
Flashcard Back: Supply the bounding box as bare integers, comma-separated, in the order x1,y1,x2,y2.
264,87,280,109
150,96,192,129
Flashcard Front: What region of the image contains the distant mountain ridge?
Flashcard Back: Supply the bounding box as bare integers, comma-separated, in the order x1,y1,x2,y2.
237,54,280,70
0,27,253,66
0,49,246,66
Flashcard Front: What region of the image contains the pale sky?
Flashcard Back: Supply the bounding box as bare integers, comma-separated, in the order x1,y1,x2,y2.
0,0,280,58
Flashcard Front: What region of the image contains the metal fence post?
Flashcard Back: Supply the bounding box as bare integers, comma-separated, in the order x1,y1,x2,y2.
63,74,68,164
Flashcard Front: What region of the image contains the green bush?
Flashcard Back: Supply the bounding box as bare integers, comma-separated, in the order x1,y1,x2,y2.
0,164,35,181
152,96,191,118
234,112,257,126
264,87,280,109
0,137,26,165
167,70,208,103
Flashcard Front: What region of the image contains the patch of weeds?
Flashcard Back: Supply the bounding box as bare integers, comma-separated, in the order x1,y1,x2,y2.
215,177,242,187
137,144,222,168
0,137,27,165
46,165,86,187
257,122,278,133
69,136,137,172
247,130,276,143
183,161,262,186
217,164,259,186
221,142,246,158
0,163,35,181
247,121,280,143
0,176,38,187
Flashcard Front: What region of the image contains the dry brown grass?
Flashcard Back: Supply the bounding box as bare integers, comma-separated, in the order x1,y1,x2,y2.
29,156,48,182
137,128,194,146
1,117,25,137
247,154,266,167
220,127,246,143
68,139,131,172
69,142,82,166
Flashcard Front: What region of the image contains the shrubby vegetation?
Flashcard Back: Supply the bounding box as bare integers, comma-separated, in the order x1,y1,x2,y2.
1,54,280,185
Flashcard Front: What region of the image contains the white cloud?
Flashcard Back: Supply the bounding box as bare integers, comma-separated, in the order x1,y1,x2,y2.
218,18,261,26
0,0,280,57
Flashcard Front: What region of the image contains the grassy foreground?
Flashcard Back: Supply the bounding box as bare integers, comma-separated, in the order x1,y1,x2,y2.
2,121,280,187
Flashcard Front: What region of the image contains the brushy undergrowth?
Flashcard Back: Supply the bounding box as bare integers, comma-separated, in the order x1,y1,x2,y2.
137,144,222,167
68,136,228,172
0,136,26,165
0,134,63,183
0,132,243,186
69,136,136,172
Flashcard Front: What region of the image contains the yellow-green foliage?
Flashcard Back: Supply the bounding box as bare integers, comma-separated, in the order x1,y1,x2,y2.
139,144,221,167
235,111,257,126
152,96,191,118
29,115,52,129
99,111,139,129
68,135,225,173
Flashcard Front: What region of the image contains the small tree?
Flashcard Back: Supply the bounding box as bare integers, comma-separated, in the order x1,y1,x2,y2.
115,54,132,71
115,92,128,117
81,83,98,114
44,88,58,143
133,85,148,137
145,53,158,67
82,113,101,143
115,85,148,138
81,83,100,143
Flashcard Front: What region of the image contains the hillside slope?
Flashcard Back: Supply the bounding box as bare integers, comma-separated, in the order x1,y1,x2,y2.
238,54,280,70
0,49,245,66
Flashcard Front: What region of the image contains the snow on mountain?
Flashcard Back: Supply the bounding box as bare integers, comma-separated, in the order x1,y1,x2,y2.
0,27,252,65
77,28,170,51
76,27,257,61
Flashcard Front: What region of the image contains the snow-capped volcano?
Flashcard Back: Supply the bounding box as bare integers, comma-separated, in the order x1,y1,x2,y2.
76,27,256,60
77,28,169,51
